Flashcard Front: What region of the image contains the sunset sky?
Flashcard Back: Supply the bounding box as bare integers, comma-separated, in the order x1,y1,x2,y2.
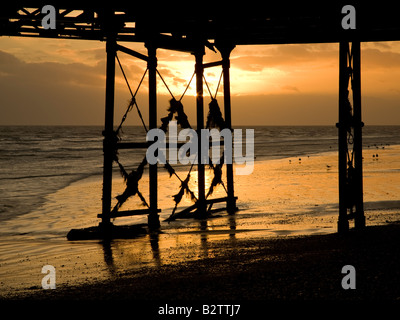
0,36,400,126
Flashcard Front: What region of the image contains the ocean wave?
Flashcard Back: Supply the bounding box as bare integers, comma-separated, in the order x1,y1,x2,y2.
0,172,82,181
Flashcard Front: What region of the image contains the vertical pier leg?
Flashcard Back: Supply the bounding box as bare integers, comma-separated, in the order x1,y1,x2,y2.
337,41,365,233
147,44,160,229
195,49,206,217
219,44,237,214
338,41,349,233
352,41,365,230
101,36,116,227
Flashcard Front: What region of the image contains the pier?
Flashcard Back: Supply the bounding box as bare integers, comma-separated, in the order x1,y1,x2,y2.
2,2,400,236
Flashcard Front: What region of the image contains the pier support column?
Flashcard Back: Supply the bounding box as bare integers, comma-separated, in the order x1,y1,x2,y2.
147,44,160,229
101,35,116,227
195,49,207,218
218,43,237,214
337,41,365,233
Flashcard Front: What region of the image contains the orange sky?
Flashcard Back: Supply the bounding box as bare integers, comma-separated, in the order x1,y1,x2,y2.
0,37,400,125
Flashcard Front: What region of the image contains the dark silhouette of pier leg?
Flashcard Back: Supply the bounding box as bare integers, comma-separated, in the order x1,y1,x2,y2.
147,44,160,229
101,35,116,228
352,41,365,230
352,41,365,229
338,41,349,233
218,43,237,214
195,49,207,218
337,41,365,233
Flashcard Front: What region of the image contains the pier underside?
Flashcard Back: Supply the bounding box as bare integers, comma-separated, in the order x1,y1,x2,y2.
2,2,400,236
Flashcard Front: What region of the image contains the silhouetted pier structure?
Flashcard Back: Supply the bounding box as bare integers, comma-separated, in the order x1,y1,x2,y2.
2,2,400,236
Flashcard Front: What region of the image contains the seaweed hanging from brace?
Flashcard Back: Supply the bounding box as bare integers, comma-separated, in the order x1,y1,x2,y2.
113,97,197,214
171,173,197,217
206,98,226,130
206,154,225,198
169,98,192,129
112,157,149,213
205,99,227,198
112,65,231,218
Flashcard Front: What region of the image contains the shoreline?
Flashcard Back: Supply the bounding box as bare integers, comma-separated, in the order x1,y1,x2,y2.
3,223,400,301
1,142,399,223
1,144,399,303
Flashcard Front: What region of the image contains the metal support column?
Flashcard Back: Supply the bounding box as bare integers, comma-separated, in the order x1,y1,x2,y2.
352,41,365,230
219,44,237,214
337,41,365,233
101,35,116,228
195,49,206,217
147,44,160,229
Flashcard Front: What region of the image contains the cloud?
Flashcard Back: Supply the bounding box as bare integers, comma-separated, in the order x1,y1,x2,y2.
230,94,338,125
0,50,107,124
0,49,191,125
0,50,105,88
231,44,338,72
362,48,400,69
0,50,20,68
1,39,400,125
281,85,300,92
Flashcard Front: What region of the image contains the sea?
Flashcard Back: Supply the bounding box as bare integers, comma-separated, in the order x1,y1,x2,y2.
1,125,400,294
1,125,399,223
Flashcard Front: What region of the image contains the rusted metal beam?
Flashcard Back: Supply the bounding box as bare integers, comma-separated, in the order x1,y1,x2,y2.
101,35,116,227
337,41,365,233
195,48,206,218
147,43,160,229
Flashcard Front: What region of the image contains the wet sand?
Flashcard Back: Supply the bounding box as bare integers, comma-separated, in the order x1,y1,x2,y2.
3,223,400,303
1,146,399,305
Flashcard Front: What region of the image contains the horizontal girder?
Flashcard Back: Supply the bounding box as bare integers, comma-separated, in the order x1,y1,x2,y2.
1,2,400,48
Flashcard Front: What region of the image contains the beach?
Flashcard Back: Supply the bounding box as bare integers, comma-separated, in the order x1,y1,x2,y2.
9,223,399,302
1,137,400,303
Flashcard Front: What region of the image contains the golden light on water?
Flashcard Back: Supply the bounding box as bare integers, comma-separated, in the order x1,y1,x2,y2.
188,167,215,199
